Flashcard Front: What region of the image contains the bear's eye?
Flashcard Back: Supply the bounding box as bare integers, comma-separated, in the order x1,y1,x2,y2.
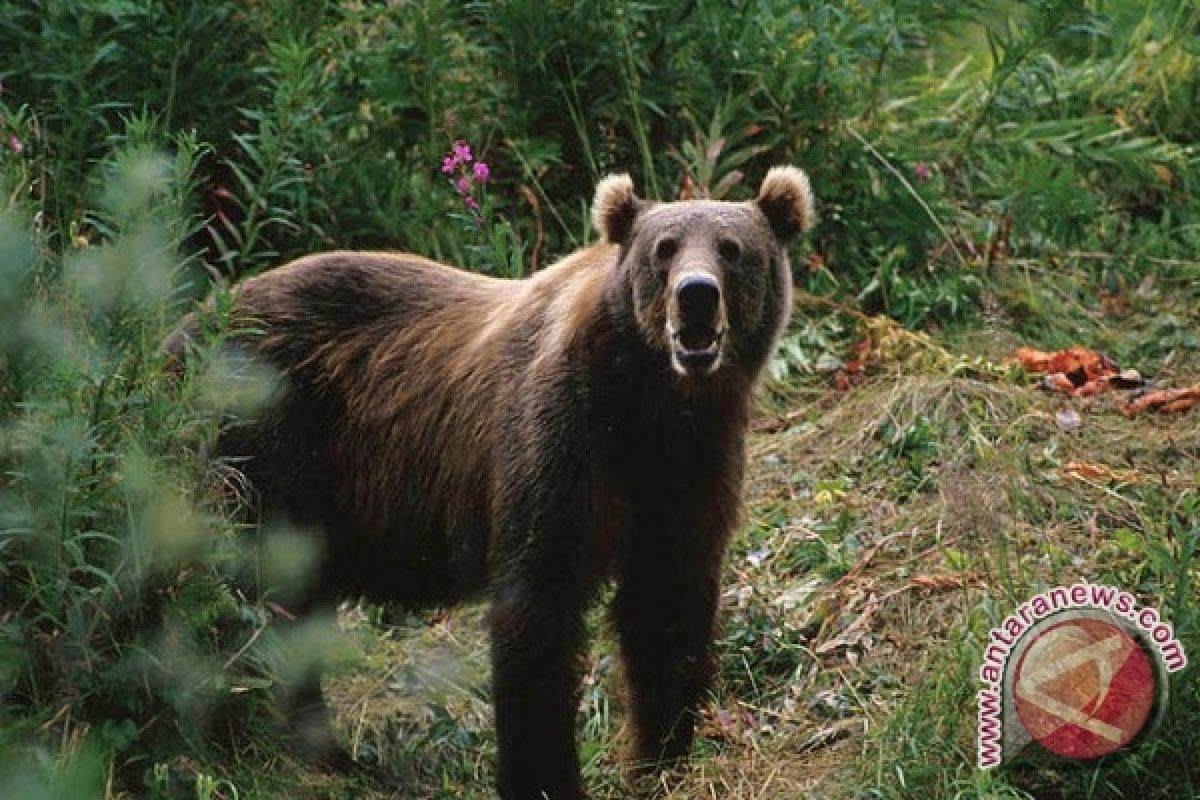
717,238,742,263
654,238,679,262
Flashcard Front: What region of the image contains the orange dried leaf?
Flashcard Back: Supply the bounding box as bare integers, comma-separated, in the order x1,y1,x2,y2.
1012,346,1117,380
1120,385,1200,416
911,573,972,591
1062,461,1109,481
1071,376,1112,397
1062,461,1143,484
1011,346,1053,372
844,340,869,375
1162,395,1200,413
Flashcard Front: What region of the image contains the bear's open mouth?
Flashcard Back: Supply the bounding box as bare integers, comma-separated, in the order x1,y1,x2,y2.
671,325,723,374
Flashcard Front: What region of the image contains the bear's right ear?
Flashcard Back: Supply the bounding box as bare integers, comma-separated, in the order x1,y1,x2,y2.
592,174,643,245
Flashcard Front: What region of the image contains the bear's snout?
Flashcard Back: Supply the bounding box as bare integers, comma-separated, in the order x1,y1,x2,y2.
669,272,725,376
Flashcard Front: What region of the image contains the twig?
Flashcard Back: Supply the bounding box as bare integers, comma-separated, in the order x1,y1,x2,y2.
792,288,873,325
223,616,269,670
829,527,919,591
519,184,544,273
845,124,969,269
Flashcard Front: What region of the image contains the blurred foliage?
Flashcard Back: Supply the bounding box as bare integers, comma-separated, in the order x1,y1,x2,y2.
0,0,1198,796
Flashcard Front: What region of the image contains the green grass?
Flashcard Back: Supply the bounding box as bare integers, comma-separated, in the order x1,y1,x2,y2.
1,1,1199,798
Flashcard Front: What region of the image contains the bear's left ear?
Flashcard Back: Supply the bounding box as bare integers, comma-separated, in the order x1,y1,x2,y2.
755,166,815,243
592,173,644,245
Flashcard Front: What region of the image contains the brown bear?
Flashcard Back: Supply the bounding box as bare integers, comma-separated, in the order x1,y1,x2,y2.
173,166,814,799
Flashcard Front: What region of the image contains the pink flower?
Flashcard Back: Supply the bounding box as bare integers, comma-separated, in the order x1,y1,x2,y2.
9,135,23,156
914,162,932,182
440,140,488,225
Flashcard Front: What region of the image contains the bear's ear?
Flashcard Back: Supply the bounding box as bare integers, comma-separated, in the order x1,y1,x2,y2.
592,173,643,245
755,166,815,243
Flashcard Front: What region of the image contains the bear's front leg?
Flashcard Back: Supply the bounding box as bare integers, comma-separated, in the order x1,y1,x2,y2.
490,575,587,800
613,518,727,774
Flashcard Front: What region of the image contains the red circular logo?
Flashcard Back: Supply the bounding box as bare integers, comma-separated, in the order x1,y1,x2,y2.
1012,617,1156,759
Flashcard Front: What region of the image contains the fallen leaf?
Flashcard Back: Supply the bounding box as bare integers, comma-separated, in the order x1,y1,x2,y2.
798,719,863,754
753,408,807,434
815,592,880,655
1072,376,1112,397
1012,346,1158,400
910,573,977,591
1153,163,1175,186
1162,396,1199,413
1062,460,1143,484
1118,385,1200,416
1012,346,1117,380
845,339,870,373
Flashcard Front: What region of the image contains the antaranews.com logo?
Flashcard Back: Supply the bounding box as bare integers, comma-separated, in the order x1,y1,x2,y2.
978,581,1187,768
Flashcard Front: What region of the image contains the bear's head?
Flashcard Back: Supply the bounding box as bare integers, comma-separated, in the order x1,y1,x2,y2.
594,167,815,380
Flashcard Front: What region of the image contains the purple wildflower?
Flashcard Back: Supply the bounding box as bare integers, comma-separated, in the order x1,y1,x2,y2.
9,135,23,156
441,139,488,224
914,162,932,182
452,140,472,164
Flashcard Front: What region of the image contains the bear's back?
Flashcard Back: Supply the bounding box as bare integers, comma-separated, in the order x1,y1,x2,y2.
217,250,615,605
234,254,509,602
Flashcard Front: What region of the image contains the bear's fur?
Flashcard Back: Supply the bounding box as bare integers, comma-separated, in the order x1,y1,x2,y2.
173,167,814,799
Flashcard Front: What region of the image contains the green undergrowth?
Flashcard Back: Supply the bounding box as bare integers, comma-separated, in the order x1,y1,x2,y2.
2,1,1200,798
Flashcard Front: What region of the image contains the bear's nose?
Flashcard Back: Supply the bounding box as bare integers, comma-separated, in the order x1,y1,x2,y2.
676,274,721,324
